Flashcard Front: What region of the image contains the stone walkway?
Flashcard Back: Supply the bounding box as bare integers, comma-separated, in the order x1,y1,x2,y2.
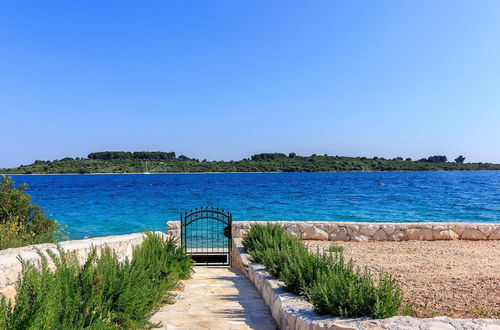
151,267,276,330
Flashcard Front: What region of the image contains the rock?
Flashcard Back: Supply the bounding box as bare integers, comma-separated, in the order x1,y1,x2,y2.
406,228,433,240
389,229,408,241
346,225,361,240
477,225,497,237
372,228,389,241
321,223,339,234
489,228,500,240
461,228,487,240
302,226,329,240
166,221,180,230
359,224,380,236
329,227,349,241
381,224,395,235
433,229,459,240
286,224,302,238
298,223,311,234
451,224,466,236
351,232,371,241
426,320,455,330
0,285,16,302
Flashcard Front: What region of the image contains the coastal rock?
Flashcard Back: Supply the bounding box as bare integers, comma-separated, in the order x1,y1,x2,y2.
461,228,487,240
302,226,329,240
320,223,338,234
389,229,408,241
286,224,302,238
298,223,311,234
478,225,497,237
488,228,500,240
168,229,181,240
406,228,433,240
372,228,389,241
451,225,466,236
381,224,395,235
166,221,180,230
346,225,361,240
359,224,380,236
351,232,371,242
329,227,349,241
432,229,459,240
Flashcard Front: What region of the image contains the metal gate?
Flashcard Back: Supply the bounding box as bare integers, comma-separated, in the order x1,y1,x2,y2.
181,206,232,266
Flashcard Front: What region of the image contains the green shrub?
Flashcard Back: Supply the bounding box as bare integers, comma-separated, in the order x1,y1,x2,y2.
281,243,332,296
243,223,297,277
0,232,193,329
243,224,402,319
0,176,66,250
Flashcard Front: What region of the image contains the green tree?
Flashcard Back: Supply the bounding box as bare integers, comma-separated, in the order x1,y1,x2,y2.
455,155,465,163
0,176,63,250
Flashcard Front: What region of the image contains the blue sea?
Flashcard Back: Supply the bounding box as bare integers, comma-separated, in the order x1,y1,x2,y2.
8,172,500,239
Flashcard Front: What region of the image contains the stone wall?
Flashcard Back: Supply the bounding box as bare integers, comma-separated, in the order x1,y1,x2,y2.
0,232,167,301
227,221,500,241
232,239,500,329
166,221,181,240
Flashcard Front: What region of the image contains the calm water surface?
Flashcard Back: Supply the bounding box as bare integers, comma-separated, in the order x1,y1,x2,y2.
9,172,500,239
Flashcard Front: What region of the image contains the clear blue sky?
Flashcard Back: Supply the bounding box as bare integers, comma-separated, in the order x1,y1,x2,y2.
1,1,499,168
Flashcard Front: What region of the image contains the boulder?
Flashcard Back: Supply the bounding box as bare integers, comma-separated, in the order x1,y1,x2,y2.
406,228,433,240
329,227,349,241
488,228,500,240
432,229,459,240
461,228,487,240
477,225,497,237
286,224,302,238
372,229,389,241
381,224,395,235
302,226,329,240
389,229,408,241
359,224,380,236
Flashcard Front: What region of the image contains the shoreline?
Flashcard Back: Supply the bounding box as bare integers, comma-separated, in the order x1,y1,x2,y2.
2,169,500,175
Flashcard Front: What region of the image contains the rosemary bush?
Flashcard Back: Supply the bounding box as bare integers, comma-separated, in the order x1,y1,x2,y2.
0,232,193,329
242,224,401,319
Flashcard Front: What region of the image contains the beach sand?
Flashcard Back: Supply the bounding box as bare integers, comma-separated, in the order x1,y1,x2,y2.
305,240,500,318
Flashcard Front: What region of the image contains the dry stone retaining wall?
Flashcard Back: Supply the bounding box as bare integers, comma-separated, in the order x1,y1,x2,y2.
226,221,500,241
166,220,500,242
0,232,167,302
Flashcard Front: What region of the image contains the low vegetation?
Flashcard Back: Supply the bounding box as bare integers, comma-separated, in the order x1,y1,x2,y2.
0,232,193,329
242,224,402,319
0,176,64,250
2,151,499,174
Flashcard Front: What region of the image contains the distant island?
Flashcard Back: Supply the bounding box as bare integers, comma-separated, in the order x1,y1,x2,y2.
1,151,499,174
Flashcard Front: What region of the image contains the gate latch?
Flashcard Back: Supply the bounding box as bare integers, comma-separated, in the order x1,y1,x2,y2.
224,225,231,238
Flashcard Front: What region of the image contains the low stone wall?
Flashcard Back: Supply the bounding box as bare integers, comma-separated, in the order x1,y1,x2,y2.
166,220,500,241
0,232,167,301
166,221,181,240
227,221,500,241
232,239,500,330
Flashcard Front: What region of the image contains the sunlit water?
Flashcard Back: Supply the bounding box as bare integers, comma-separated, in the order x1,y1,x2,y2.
8,172,500,239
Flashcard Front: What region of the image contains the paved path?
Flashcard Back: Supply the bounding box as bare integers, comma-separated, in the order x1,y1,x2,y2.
151,267,276,330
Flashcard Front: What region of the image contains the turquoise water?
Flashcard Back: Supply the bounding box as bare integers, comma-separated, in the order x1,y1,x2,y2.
8,172,500,239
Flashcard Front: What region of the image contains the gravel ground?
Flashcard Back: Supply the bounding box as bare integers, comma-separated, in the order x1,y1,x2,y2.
305,240,500,319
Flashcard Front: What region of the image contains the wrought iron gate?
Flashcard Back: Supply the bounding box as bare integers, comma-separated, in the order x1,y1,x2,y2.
181,207,232,266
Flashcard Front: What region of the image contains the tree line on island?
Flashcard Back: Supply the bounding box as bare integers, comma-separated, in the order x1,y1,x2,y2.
1,151,498,174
